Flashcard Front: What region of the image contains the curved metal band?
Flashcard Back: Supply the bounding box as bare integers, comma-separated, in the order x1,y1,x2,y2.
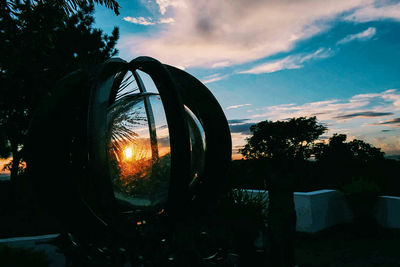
127,57,191,216
164,65,232,208
88,57,192,222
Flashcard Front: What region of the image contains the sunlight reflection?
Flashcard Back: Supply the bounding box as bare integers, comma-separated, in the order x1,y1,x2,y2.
107,94,171,207
123,147,133,161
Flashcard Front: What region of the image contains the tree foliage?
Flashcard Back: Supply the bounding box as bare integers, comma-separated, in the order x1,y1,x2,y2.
314,133,385,163
3,0,120,15
0,1,119,180
234,117,400,196
240,116,327,160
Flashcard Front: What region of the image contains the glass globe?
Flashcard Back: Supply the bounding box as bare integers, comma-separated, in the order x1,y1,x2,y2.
106,69,207,210
107,93,171,208
184,106,206,187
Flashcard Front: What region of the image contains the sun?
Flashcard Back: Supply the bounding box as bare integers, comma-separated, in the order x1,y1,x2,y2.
124,147,133,161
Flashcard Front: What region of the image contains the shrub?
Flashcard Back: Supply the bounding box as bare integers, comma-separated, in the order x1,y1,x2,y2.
340,178,381,224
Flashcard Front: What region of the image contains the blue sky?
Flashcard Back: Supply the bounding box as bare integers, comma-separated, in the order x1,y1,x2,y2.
94,0,400,159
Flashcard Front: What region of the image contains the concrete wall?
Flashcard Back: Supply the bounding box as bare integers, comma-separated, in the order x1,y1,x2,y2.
243,189,400,233
375,195,400,229
293,190,353,232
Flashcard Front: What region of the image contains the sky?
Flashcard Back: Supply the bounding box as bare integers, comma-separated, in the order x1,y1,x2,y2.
94,0,400,159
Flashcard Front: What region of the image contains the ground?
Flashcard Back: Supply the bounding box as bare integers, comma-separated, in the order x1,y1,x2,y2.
1,223,400,266
295,223,400,267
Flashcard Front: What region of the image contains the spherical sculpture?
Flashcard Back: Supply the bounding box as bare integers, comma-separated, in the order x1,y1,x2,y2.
26,57,231,239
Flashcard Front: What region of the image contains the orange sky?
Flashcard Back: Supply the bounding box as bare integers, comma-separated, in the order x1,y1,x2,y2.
0,157,11,174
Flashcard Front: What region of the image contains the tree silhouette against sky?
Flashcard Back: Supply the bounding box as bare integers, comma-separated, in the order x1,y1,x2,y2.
0,1,119,193
240,116,327,161
3,0,120,15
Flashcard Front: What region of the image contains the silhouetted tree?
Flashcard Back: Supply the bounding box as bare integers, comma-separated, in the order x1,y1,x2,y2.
313,133,385,188
3,0,120,15
240,116,327,160
0,1,118,196
0,127,11,158
314,133,384,163
241,117,326,267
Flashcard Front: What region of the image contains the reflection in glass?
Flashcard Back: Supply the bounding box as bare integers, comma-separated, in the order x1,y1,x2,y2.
136,70,159,94
115,71,139,100
107,94,171,208
184,106,206,186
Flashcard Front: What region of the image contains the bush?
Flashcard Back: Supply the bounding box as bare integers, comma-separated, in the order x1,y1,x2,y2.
0,244,49,267
340,178,381,225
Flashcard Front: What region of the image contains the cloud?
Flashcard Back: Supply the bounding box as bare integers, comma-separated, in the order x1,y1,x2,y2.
335,111,393,119
251,89,400,122
239,48,333,74
228,118,254,135
229,123,255,135
155,0,186,15
239,56,302,75
120,0,368,68
381,89,400,110
124,16,155,25
228,89,400,157
372,118,400,127
212,61,231,68
123,16,175,25
226,104,252,110
228,119,250,124
369,136,400,155
345,2,400,22
337,27,376,45
201,73,229,84
159,17,175,24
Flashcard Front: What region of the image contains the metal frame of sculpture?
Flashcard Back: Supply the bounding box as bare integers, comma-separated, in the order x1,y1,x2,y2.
25,57,231,246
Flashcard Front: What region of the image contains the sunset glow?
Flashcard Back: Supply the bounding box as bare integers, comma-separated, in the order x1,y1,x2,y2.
124,147,133,161
0,158,11,174
95,0,400,158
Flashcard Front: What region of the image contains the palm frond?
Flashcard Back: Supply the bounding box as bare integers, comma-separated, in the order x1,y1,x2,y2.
4,0,120,15
116,72,139,101
91,0,119,15
107,94,149,157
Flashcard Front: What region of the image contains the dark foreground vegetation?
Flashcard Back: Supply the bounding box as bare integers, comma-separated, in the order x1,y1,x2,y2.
229,156,400,196
295,224,400,267
231,117,400,197
0,243,50,267
1,1,399,266
2,186,400,267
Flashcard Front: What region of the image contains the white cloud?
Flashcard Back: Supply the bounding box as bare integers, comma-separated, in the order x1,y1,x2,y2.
345,2,400,22
201,73,229,84
227,89,400,156
226,104,252,110
155,0,186,15
124,16,155,25
156,0,170,15
124,16,175,25
212,61,231,68
120,0,368,68
381,89,400,110
337,27,376,45
369,136,400,155
159,17,175,24
251,89,400,122
239,57,301,75
239,48,333,74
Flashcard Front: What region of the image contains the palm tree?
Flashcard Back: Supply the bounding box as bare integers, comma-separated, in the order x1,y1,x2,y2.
3,0,120,15
60,0,120,15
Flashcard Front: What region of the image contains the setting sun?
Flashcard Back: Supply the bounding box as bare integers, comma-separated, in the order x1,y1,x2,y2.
124,147,133,161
